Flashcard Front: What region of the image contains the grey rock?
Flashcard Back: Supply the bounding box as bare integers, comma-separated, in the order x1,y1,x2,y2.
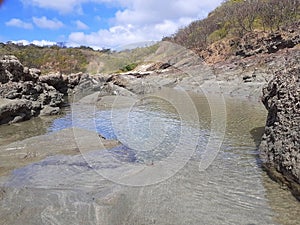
10,114,26,124
72,75,104,101
235,31,300,58
34,84,43,93
260,65,300,200
40,106,60,116
0,55,68,125
29,68,41,76
0,55,24,82
39,72,82,93
0,64,9,83
48,91,64,107
22,67,40,82
5,90,22,99
0,98,33,125
67,72,82,88
39,73,67,93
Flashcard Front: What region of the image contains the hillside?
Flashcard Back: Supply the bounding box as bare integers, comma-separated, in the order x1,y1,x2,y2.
1,1,299,75
0,42,159,75
166,0,300,63
0,0,299,75
0,43,89,74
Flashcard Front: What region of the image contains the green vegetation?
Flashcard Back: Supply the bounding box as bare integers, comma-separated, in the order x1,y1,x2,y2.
0,42,159,75
120,63,138,72
94,44,159,74
0,43,89,74
3,0,296,73
166,0,300,51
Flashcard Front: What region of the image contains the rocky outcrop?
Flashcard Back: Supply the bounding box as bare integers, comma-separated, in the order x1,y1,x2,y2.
0,55,82,124
199,22,300,64
0,99,33,124
260,65,300,200
72,74,136,102
235,28,300,58
38,72,82,94
0,55,40,83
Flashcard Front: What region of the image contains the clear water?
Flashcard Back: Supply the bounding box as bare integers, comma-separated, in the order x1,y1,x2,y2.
0,89,299,225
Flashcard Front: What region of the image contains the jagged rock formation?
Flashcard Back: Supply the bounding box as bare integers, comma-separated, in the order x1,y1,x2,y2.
199,24,300,64
0,55,81,125
235,28,300,58
260,65,300,200
38,72,82,94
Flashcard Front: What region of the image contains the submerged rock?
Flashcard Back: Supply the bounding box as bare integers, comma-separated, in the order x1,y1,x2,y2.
0,127,121,176
260,65,300,200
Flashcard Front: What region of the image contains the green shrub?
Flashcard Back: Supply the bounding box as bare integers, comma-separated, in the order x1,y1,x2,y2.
120,63,138,72
208,24,229,43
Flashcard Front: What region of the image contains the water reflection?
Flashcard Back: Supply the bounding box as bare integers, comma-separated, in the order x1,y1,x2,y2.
0,91,299,225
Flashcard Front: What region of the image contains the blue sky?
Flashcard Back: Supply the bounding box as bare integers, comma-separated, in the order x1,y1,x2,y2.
0,0,223,49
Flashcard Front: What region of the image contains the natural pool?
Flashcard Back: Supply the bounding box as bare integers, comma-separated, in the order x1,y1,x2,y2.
0,89,299,225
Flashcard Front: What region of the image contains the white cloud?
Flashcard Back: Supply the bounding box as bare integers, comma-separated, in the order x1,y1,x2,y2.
67,0,223,48
21,0,223,48
21,0,222,17
68,18,192,49
12,40,31,45
31,40,57,46
5,18,33,29
33,16,64,29
75,20,89,30
12,40,57,46
68,24,145,48
113,0,223,26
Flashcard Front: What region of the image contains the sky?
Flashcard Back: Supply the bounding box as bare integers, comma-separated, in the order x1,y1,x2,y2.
0,0,223,49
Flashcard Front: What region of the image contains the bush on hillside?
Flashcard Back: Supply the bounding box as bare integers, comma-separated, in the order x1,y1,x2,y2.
168,0,300,51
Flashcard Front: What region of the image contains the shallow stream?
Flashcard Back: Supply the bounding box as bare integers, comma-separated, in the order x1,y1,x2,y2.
0,89,299,225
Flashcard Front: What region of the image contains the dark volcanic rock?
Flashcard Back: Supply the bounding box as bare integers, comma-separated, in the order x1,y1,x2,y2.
0,55,69,124
39,72,82,94
235,30,300,58
260,65,300,200
39,73,68,94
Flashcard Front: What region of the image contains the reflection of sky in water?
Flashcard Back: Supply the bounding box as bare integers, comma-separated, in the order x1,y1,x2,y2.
47,101,208,164
48,99,185,141
4,94,297,225
48,108,117,140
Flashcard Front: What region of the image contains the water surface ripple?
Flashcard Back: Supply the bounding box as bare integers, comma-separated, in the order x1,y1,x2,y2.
0,91,299,225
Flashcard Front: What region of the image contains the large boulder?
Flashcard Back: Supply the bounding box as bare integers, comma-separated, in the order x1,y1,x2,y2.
0,98,33,125
0,55,24,83
72,74,136,102
260,65,300,199
0,55,68,124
